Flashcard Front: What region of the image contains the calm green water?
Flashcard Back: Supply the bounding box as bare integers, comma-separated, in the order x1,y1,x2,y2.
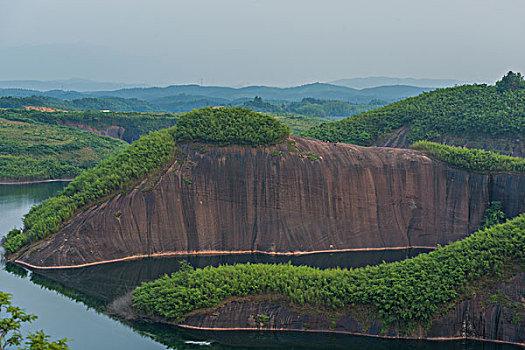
0,183,520,349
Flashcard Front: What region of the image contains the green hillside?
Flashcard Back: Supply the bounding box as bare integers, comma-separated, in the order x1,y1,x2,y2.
302,72,525,154
0,117,127,182
0,108,179,143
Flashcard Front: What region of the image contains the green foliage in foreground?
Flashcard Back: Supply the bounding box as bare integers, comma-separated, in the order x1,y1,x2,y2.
4,129,177,253
411,141,525,175
0,117,127,181
172,107,290,146
132,215,525,328
302,77,525,147
0,291,70,349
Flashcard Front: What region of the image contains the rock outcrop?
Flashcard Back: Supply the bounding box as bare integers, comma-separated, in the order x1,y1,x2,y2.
179,271,525,346
373,127,525,158
60,122,126,140
16,136,525,268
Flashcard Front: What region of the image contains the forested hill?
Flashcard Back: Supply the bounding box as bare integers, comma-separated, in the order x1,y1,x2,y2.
302,72,525,156
0,83,431,111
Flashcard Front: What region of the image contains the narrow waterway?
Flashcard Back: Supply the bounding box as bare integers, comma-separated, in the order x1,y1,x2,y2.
0,182,166,350
0,183,520,349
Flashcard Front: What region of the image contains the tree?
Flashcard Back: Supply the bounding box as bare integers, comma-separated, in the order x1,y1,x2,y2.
482,201,506,229
496,71,525,91
0,292,70,350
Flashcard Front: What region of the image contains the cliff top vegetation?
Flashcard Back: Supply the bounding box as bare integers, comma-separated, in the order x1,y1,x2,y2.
172,107,290,146
411,141,525,175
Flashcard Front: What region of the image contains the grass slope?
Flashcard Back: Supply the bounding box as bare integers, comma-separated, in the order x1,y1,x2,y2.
0,117,127,181
0,109,179,143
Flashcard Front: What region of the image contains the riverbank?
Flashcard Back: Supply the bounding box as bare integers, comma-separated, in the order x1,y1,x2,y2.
0,179,74,185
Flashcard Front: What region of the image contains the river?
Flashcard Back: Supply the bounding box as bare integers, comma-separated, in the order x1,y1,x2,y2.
0,182,520,349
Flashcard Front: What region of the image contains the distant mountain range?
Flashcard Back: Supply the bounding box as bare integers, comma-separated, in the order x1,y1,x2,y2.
0,82,433,107
330,77,466,89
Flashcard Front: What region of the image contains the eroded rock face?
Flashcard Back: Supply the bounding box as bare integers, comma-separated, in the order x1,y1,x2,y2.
179,272,525,345
17,137,525,268
58,121,126,140
373,127,525,158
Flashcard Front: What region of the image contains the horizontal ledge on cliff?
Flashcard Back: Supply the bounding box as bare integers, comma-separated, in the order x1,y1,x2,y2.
0,179,74,185
177,325,525,348
14,246,436,270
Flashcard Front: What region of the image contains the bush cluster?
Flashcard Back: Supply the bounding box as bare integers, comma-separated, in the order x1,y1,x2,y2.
411,141,525,174
172,107,290,146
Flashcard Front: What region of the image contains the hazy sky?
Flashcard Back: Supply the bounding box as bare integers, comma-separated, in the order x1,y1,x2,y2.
1,0,524,86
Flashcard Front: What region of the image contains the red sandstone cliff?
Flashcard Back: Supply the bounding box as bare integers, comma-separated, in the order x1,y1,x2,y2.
16,136,525,268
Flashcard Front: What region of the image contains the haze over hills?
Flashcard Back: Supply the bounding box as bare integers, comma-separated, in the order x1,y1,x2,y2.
331,76,466,89
0,79,149,92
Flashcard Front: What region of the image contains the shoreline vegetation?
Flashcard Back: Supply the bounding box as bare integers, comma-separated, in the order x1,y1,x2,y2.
0,116,128,182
